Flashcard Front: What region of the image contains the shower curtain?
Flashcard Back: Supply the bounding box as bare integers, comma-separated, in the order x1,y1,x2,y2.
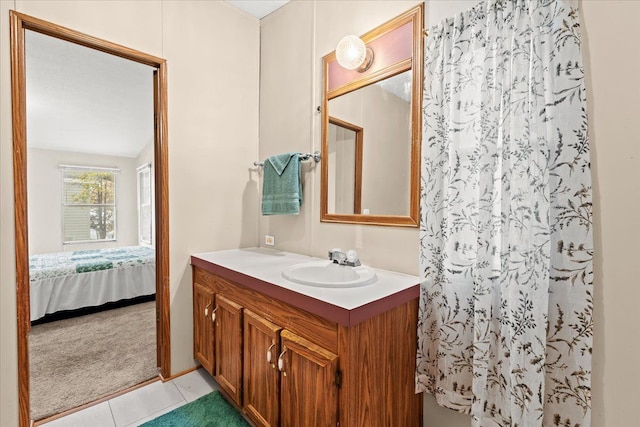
415,1,592,426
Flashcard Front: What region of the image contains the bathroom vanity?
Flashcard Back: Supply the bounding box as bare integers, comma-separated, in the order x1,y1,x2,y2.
191,248,422,427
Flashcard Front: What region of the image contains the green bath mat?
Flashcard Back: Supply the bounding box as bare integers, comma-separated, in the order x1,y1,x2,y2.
141,391,250,427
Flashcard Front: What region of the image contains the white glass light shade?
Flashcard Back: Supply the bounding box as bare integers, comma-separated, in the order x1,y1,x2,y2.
336,35,367,70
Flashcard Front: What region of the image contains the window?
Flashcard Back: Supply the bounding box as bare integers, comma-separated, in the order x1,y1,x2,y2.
137,163,153,246
62,166,118,243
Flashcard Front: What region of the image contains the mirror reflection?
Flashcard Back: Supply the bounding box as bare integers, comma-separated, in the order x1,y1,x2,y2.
327,70,412,216
327,116,363,215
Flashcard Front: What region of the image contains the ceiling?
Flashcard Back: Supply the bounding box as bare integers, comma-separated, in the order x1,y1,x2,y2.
224,0,290,19
26,30,155,158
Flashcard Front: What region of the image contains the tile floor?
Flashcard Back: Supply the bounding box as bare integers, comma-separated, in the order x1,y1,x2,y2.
42,368,219,427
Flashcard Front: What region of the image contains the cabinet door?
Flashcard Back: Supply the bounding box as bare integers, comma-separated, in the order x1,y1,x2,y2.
243,310,282,427
215,294,243,406
193,282,214,375
279,330,339,427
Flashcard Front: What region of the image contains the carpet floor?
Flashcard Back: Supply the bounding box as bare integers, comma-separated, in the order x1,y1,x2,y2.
29,301,158,420
141,391,250,427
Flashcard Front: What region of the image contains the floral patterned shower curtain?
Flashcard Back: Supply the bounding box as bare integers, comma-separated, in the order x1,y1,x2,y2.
415,1,592,426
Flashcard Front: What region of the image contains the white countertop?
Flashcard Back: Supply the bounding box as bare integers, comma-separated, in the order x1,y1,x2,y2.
191,247,420,311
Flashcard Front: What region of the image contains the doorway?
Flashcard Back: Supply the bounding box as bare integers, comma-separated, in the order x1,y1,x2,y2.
10,11,170,427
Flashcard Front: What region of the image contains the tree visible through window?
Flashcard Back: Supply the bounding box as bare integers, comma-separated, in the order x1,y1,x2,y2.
62,167,117,243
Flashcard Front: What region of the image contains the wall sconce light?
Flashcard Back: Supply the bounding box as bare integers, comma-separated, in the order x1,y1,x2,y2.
335,35,374,72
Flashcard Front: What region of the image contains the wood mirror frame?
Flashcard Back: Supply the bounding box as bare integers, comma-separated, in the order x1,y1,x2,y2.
10,11,170,426
320,4,423,227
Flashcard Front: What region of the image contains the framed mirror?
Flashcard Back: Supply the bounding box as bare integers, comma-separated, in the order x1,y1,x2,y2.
321,4,423,227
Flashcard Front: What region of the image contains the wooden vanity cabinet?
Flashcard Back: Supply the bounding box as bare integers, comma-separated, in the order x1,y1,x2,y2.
279,330,339,427
192,265,422,427
243,310,281,427
214,295,244,406
193,282,214,375
242,310,340,427
193,289,244,404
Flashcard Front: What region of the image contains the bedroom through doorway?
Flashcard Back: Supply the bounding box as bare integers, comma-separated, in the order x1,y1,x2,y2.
10,11,170,427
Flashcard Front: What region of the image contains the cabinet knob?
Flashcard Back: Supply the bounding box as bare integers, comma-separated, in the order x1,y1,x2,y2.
267,342,276,364
277,348,287,375
204,303,211,318
211,306,218,323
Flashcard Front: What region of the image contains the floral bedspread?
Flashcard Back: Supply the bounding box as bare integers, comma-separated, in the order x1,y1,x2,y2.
29,246,155,282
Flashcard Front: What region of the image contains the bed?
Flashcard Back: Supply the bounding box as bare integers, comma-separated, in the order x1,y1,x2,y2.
29,246,155,322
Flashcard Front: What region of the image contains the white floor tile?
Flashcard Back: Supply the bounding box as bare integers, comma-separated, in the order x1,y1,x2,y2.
123,401,186,427
108,381,185,427
41,402,115,427
172,368,219,403
40,371,218,427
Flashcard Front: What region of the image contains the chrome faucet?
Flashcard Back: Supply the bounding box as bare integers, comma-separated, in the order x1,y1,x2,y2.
328,248,361,267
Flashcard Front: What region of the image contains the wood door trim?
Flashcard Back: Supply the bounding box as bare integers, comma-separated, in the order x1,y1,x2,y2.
9,12,29,426
9,11,170,427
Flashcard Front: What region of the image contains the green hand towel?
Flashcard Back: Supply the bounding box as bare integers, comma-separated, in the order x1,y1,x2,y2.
261,152,303,215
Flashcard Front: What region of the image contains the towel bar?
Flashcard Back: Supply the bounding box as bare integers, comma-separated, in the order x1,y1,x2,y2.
253,151,321,168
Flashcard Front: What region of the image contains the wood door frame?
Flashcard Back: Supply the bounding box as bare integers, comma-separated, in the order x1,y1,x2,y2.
9,11,170,427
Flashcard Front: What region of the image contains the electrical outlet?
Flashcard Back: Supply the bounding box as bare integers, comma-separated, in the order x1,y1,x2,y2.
265,235,275,246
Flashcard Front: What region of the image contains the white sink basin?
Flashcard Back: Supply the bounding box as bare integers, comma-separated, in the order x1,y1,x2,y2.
282,261,377,288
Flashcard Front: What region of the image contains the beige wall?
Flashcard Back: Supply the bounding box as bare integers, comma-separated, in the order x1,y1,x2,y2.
27,148,139,254
135,141,154,170
581,2,640,426
258,0,315,255
162,0,259,374
259,1,640,427
0,1,259,425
